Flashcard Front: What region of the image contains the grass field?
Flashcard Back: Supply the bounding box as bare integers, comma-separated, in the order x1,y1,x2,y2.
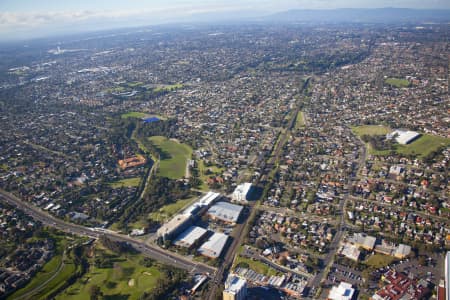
351,125,391,136
149,196,198,222
153,83,183,92
295,111,305,129
365,254,396,268
396,134,450,158
234,256,279,277
148,136,192,179
121,111,148,119
57,245,162,300
385,78,410,88
109,177,141,189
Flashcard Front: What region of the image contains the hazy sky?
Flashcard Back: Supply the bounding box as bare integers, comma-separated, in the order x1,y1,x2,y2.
1,0,449,40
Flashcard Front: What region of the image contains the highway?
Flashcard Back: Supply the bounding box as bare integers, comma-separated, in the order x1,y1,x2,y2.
0,189,216,275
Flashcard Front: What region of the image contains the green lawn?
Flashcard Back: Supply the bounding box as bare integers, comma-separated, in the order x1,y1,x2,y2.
153,83,183,92
121,111,148,119
109,177,141,189
149,196,198,222
234,256,279,277
396,134,450,158
148,136,192,179
385,78,411,88
365,254,396,268
295,111,305,129
57,246,162,300
351,125,391,136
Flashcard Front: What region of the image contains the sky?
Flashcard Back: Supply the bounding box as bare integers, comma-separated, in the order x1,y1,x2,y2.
1,0,449,40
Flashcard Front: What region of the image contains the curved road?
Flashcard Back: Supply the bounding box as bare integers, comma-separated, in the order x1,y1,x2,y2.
0,189,215,275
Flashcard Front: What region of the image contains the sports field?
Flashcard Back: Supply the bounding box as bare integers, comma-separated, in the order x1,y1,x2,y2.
385,78,410,88
148,136,192,179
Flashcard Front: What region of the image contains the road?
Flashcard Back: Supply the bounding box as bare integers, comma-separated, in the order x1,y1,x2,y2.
0,189,215,275
307,127,367,295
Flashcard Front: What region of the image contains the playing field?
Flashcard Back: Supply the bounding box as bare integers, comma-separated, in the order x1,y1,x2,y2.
148,136,192,179
351,125,391,136
121,111,148,119
385,78,410,88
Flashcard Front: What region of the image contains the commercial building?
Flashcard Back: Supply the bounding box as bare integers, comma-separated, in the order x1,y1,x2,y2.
348,233,376,251
173,226,208,248
198,232,228,259
340,243,361,261
223,275,247,300
183,191,220,216
232,182,252,203
328,282,355,300
157,214,192,240
207,202,243,225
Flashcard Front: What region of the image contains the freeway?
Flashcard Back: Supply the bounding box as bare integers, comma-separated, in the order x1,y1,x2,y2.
0,189,215,275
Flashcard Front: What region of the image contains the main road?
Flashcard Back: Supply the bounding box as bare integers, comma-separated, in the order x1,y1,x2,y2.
0,189,215,275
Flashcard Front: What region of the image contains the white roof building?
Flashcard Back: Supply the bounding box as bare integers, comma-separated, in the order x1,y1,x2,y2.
328,282,355,300
223,275,247,300
387,130,421,145
232,182,252,203
183,191,220,216
340,243,361,261
394,243,411,259
207,202,243,224
198,232,228,258
348,233,376,251
173,226,208,248
156,214,191,239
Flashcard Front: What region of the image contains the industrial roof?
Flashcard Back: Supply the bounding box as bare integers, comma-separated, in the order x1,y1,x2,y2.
156,214,191,237
348,233,376,250
183,191,220,215
207,201,243,223
198,232,228,258
174,226,208,248
387,130,420,145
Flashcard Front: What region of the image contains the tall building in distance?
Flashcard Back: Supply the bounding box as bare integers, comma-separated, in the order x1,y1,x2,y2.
223,275,247,300
446,251,450,300
232,182,252,203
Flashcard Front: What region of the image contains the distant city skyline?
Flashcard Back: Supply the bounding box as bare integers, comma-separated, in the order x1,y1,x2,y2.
1,0,449,41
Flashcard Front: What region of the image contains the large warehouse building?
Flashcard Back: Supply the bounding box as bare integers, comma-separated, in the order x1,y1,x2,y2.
173,226,208,248
386,129,421,145
207,202,243,225
198,232,228,259
157,214,192,240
